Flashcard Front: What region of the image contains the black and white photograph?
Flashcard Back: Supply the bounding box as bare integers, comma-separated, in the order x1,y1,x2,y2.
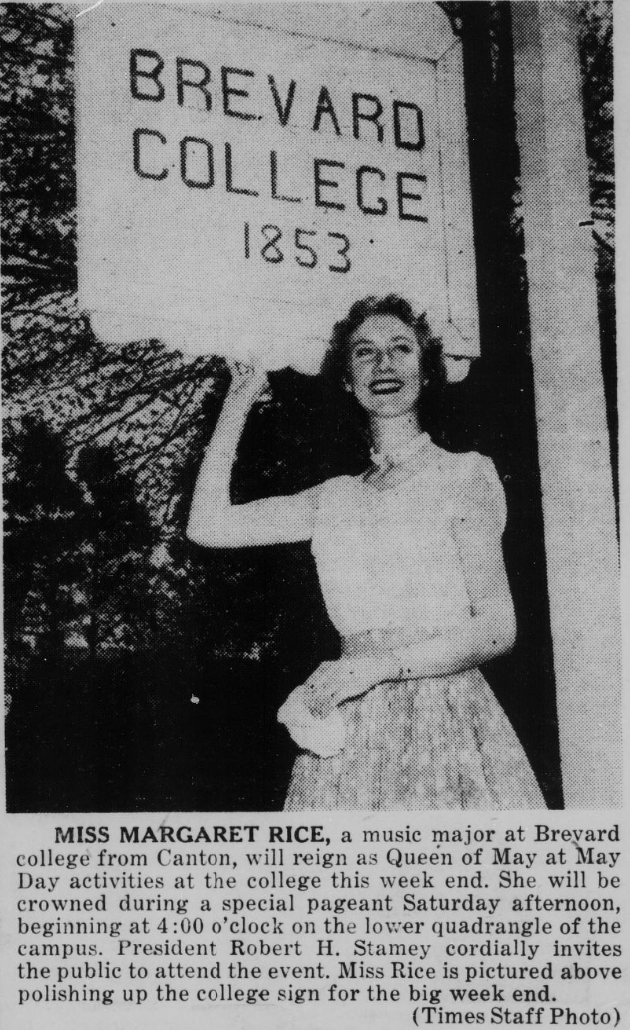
2,0,620,813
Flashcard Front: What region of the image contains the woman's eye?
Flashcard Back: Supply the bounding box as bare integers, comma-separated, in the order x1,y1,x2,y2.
394,343,413,354
354,346,374,359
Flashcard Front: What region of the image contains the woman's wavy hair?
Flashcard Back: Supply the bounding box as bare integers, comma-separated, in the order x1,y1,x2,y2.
320,295,445,432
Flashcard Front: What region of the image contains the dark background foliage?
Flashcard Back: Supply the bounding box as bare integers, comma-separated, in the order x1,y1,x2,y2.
1,2,615,811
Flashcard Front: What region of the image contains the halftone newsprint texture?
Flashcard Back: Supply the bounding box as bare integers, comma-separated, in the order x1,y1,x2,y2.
0,4,626,1030
1,0,619,811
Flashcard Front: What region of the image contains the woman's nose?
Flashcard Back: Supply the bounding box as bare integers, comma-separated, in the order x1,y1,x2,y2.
377,348,395,369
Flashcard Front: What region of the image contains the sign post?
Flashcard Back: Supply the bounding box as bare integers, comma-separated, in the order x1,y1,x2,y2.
512,1,621,807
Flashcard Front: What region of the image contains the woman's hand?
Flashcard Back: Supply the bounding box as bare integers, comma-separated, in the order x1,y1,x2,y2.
225,361,269,411
303,658,388,717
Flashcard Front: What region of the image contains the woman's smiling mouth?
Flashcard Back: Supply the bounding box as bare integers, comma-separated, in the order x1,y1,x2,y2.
370,377,404,394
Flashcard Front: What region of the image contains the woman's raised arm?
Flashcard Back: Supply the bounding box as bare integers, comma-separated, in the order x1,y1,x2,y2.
186,364,319,548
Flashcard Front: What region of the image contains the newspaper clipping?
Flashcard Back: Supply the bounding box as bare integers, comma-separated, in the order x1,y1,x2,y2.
0,2,625,1029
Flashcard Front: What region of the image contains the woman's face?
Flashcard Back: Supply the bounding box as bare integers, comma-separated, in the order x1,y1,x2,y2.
347,314,422,418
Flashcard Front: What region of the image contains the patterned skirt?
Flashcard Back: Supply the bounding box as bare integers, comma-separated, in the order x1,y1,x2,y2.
284,669,546,810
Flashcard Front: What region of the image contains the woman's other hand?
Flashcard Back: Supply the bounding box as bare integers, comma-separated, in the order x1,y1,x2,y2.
303,658,388,717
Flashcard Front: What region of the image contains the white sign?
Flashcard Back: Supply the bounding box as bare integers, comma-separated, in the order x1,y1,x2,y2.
76,3,479,371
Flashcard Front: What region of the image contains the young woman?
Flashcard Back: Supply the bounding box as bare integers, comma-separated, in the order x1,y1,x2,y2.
187,295,545,810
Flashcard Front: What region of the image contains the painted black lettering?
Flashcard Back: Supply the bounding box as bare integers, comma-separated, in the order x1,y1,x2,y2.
222,66,259,120
268,76,297,126
130,49,165,102
225,142,259,196
356,166,387,215
176,58,211,110
396,172,427,221
393,101,425,151
314,159,345,210
180,137,214,188
260,224,284,263
294,228,317,268
312,86,341,135
270,151,301,203
133,128,168,180
352,93,384,142
328,232,351,273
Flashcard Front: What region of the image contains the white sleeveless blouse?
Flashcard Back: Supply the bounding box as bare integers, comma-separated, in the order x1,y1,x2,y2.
310,441,507,641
